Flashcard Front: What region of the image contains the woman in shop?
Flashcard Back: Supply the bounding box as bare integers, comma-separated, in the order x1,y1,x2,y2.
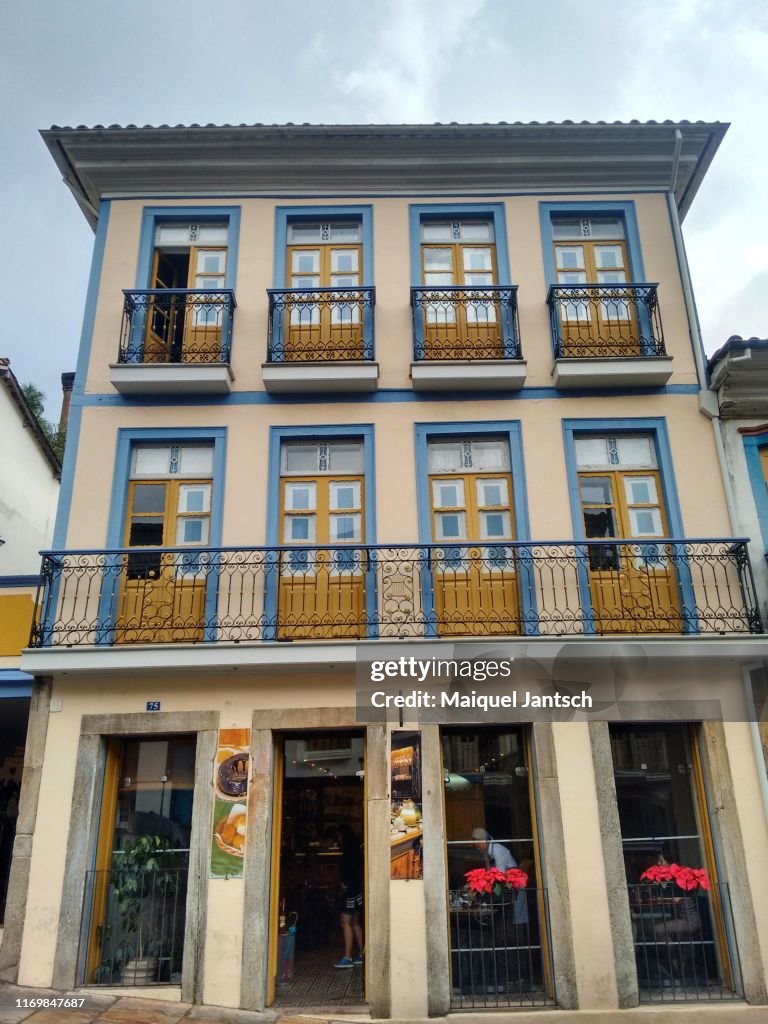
334,825,364,969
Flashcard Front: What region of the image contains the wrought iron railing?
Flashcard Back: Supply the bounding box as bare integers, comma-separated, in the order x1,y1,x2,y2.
29,539,761,648
411,286,521,360
629,883,741,1001
547,283,665,359
80,866,188,986
267,287,375,362
119,289,236,364
448,887,554,1007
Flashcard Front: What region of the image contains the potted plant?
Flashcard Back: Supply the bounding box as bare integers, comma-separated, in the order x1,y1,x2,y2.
464,866,528,903
110,835,178,985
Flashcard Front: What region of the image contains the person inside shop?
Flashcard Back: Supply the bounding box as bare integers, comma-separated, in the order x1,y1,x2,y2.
334,824,364,969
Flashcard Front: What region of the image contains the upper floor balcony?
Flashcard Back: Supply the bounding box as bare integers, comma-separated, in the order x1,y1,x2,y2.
109,289,237,394
547,284,673,388
410,286,525,390
28,538,761,655
262,286,378,393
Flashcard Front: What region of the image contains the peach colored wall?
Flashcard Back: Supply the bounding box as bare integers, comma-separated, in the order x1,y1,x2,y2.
62,394,730,551
82,193,697,396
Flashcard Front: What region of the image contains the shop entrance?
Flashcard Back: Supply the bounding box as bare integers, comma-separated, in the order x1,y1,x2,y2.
0,696,29,925
269,731,366,1008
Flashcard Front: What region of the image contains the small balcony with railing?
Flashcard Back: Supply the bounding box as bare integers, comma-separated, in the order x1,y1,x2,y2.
547,284,674,388
109,289,236,394
262,287,378,393
410,286,525,390
28,539,761,658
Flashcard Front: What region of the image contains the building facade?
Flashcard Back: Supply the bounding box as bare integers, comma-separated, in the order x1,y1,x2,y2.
3,122,768,1019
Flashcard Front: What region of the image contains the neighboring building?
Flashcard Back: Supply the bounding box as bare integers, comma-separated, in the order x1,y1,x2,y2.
3,121,768,1019
0,358,60,940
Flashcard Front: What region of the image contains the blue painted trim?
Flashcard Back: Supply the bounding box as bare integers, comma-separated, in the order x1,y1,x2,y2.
71,383,702,409
265,424,376,639
273,206,374,287
97,427,227,644
0,670,34,697
414,420,535,635
561,417,696,633
742,432,768,551
135,206,241,290
0,575,39,588
408,203,511,286
52,200,112,549
539,200,651,355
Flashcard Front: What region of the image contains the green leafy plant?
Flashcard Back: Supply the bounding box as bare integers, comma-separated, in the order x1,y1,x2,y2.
110,835,178,963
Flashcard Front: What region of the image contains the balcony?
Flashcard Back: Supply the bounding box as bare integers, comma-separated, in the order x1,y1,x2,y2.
110,289,236,394
29,539,760,651
263,287,378,393
410,286,526,391
547,284,673,388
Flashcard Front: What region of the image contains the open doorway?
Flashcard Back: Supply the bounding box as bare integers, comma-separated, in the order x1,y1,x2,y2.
270,731,366,1009
0,696,29,925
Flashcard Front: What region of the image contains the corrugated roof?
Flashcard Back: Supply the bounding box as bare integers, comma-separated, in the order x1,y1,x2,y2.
46,119,726,130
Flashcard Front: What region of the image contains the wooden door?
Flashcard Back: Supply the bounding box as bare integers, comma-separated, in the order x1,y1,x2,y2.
579,470,680,633
554,237,639,356
286,242,363,359
116,479,211,643
144,252,184,362
430,470,519,636
421,234,501,358
184,246,227,361
278,475,366,639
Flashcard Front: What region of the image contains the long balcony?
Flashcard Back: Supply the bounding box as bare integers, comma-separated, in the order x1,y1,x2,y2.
263,286,378,393
110,289,236,394
410,286,526,390
547,284,674,388
29,539,761,649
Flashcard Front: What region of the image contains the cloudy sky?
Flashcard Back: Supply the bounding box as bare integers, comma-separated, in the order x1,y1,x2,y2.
1,0,766,417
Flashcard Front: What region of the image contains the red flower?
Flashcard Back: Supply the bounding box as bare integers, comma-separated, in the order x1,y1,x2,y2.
640,863,710,891
464,866,529,894
505,868,528,889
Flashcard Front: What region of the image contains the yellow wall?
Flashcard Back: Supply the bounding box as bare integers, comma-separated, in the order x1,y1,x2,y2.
0,591,35,656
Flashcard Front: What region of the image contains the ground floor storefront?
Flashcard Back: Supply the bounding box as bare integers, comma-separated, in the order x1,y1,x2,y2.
1,665,768,1018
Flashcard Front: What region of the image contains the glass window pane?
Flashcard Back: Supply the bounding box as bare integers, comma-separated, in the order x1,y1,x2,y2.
423,248,453,272
471,440,509,471
330,274,359,289
155,224,192,245
580,477,613,504
464,273,494,289
590,217,624,240
132,483,166,514
285,516,315,543
428,442,463,472
584,506,617,539
283,444,317,473
331,250,359,273
597,271,627,285
594,246,624,270
432,479,464,509
195,250,226,275
435,511,467,541
575,438,609,467
477,478,508,507
421,222,453,242
132,446,171,477
557,271,588,286
624,476,658,505
196,224,228,243
331,513,361,542
292,251,320,274
556,247,585,270
288,224,323,243
178,484,211,514
616,436,656,468
128,518,164,546
328,442,363,473
176,517,208,545
480,510,512,540
462,248,492,272
291,275,320,289
551,218,583,240
330,481,360,510
178,446,214,477
328,222,361,242
285,482,316,511
629,507,662,536
459,221,493,242
424,272,454,287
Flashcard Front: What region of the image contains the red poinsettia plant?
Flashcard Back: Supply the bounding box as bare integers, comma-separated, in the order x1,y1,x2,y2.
640,863,710,891
465,866,529,897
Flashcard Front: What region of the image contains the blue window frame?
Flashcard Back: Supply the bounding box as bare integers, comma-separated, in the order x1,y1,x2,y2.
742,432,768,551
561,417,697,633
408,203,516,359
414,420,535,635
135,206,241,290
265,423,376,639
93,427,227,643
